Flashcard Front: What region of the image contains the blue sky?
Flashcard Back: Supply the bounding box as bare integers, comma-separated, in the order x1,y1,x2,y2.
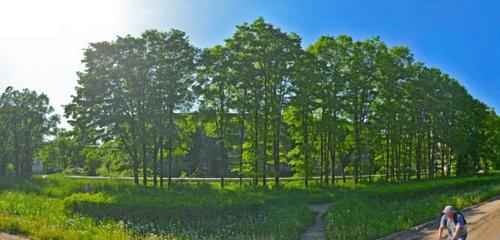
1,0,498,124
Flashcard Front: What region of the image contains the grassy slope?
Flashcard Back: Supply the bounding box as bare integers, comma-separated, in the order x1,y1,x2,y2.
0,174,498,239
323,175,500,240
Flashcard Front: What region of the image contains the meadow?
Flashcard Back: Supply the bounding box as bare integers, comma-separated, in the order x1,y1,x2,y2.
323,175,500,239
0,174,498,240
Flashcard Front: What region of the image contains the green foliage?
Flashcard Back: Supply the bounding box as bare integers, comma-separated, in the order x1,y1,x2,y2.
1,15,498,202
65,29,197,186
0,87,59,177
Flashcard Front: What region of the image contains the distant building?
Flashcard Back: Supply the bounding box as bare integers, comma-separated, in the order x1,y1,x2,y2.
32,159,44,174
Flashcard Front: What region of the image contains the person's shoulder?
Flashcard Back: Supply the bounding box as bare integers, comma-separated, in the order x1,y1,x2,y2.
440,214,447,225
456,213,466,224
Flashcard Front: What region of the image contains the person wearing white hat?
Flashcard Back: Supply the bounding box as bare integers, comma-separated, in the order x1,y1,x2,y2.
437,205,468,240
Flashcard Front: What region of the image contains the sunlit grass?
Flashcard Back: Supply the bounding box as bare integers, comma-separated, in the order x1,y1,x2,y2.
0,175,324,239
0,174,498,239
323,175,500,240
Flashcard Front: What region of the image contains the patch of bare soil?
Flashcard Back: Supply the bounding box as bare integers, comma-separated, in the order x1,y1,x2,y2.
0,233,25,240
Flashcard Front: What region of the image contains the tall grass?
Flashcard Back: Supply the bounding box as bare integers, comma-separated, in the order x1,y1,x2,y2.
0,175,330,239
0,174,498,239
323,175,500,240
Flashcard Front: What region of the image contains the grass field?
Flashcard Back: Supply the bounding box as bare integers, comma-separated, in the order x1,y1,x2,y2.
0,174,498,240
324,175,500,239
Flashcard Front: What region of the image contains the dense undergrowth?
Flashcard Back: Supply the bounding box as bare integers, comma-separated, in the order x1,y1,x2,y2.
0,174,498,239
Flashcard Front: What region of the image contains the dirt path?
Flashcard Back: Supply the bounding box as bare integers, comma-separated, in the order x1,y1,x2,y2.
379,195,500,240
0,233,24,240
300,203,331,240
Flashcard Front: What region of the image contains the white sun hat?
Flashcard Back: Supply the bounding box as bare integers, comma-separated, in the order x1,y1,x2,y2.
442,205,454,214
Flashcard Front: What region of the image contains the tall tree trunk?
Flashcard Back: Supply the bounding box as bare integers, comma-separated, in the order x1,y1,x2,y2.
238,90,247,187
273,129,280,186
168,108,174,187
275,77,286,187
239,113,245,187
0,147,5,176
320,134,324,184
217,81,226,189
330,136,336,185
385,130,390,181
160,136,164,188
273,91,281,187
422,133,428,178
416,133,421,180
408,136,413,180
354,115,361,184
402,138,407,181
391,140,395,180
220,136,225,188
153,136,158,187
303,109,309,188
331,111,337,185
254,103,259,186
396,142,401,180
219,105,225,189
441,143,445,178
262,107,268,187
428,129,434,179
142,141,147,187
14,129,19,177
342,164,346,183
446,146,451,177
324,133,329,185
132,153,139,185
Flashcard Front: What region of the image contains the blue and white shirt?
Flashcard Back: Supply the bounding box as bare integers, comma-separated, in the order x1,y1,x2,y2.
440,214,467,238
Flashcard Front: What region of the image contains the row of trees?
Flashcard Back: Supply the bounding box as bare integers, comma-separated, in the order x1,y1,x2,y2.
0,87,59,177
3,18,497,187
65,18,499,187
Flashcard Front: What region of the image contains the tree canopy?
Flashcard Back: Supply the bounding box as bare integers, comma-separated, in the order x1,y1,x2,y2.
2,18,498,187
0,87,59,177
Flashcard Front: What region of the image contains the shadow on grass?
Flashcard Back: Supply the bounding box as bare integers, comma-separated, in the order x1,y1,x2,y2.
61,182,333,238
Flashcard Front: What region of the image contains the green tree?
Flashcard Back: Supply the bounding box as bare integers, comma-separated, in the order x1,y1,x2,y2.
224,17,302,186
345,38,385,183
197,45,235,188
0,87,59,177
307,36,352,185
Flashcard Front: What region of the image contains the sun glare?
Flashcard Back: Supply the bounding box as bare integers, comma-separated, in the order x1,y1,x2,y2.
0,0,125,38
0,0,129,130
